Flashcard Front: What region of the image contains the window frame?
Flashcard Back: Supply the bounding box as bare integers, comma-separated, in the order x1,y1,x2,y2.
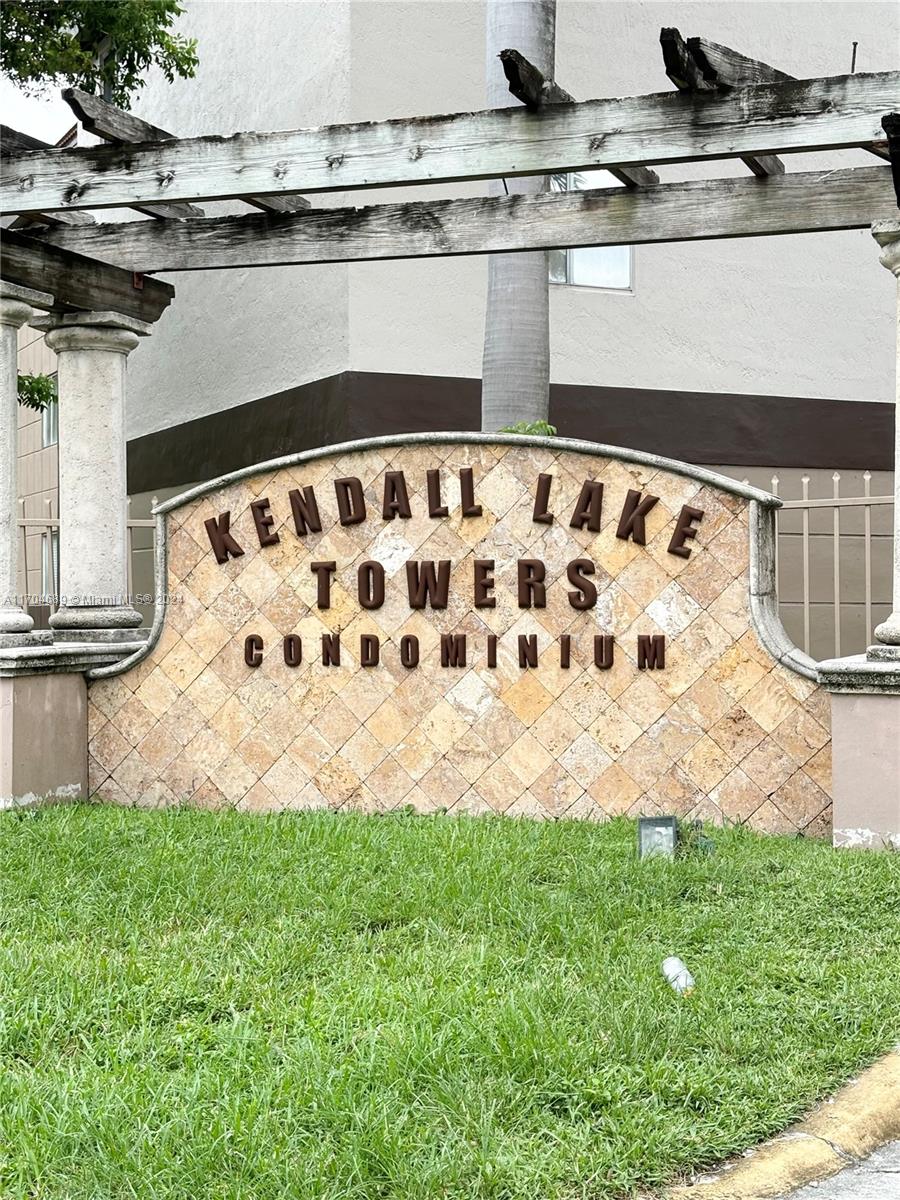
40,374,59,447
549,172,634,294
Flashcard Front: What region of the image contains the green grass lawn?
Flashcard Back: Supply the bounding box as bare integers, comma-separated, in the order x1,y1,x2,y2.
1,807,899,1200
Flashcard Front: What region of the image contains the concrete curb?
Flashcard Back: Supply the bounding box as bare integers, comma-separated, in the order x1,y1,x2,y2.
663,1050,900,1200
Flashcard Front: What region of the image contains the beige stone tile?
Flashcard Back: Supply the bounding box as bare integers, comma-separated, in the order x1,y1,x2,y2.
445,727,495,785
236,726,285,777
504,789,551,819
451,788,495,816
88,754,107,795
707,577,750,640
530,706,582,760
209,582,259,636
419,758,469,808
287,726,333,776
88,677,132,720
339,669,389,724
774,770,830,829
589,705,643,759
647,706,704,764
678,551,733,609
167,527,205,583
87,704,108,742
588,763,642,816
676,612,734,672
161,691,208,748
160,752,207,802
739,738,794,796
137,724,181,773
740,673,799,735
446,671,495,724
618,733,673,793
135,667,180,721
209,755,259,804
710,767,766,822
709,705,767,765
185,726,231,775
709,644,769,701
772,708,830,767
679,735,734,794
421,700,469,753
476,759,525,812
187,778,229,811
647,764,704,816
313,694,360,749
749,798,799,834
209,695,257,748
89,722,131,775
503,731,554,787
235,553,283,608
160,639,207,691
501,673,555,727
315,755,362,807
678,676,733,729
135,780,178,810
111,749,158,799
186,668,232,720
183,609,232,665
110,695,157,747
261,756,307,805
558,731,613,789
804,742,832,793
618,673,673,730
617,554,672,609
366,698,415,748
236,780,279,813
646,581,702,637
529,761,582,817
184,554,231,606
365,754,415,808
707,517,749,574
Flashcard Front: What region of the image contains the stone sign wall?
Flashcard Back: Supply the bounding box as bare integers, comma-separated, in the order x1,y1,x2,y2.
87,438,832,833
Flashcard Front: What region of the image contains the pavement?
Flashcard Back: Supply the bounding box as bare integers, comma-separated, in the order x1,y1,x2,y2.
779,1140,900,1199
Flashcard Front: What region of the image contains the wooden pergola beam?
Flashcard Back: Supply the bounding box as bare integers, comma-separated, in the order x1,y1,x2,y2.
660,27,786,177
36,166,894,274
499,49,658,189
62,88,310,217
0,228,174,323
1,126,95,227
883,113,900,205
2,71,895,215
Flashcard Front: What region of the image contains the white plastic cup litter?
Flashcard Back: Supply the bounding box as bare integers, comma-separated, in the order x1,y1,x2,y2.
662,956,695,995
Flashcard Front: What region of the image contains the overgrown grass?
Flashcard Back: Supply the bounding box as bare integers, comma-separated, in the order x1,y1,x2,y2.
1,806,899,1199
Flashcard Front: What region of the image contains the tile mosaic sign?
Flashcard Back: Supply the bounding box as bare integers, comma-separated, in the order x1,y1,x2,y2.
88,440,832,832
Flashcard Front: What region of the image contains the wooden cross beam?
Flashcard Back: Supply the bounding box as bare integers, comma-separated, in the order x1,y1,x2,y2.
883,113,900,206
0,228,174,323
498,49,659,189
660,28,786,176
35,166,894,274
62,88,310,217
1,72,895,215
1,126,95,226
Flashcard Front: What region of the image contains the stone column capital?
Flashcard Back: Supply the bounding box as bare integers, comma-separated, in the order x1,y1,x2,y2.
32,309,152,357
0,282,53,328
873,218,900,277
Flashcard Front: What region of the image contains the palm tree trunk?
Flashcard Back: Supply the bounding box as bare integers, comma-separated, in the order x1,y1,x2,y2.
481,0,556,432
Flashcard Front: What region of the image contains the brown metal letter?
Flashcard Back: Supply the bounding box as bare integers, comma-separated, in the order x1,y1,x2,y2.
288,486,322,536
569,480,604,532
400,634,420,668
334,477,366,526
637,634,666,670
459,467,482,517
594,635,614,670
517,559,546,608
357,560,386,610
321,633,341,666
667,505,705,559
382,471,412,520
406,560,451,609
532,473,554,524
559,633,571,668
244,634,263,667
310,561,337,609
360,634,380,667
426,469,448,518
474,559,496,608
616,489,660,545
250,497,280,548
204,512,245,564
487,634,497,668
518,634,538,668
283,634,302,667
566,559,597,610
440,634,467,667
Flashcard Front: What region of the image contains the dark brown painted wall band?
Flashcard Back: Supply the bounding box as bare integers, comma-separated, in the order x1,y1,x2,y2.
126,371,895,494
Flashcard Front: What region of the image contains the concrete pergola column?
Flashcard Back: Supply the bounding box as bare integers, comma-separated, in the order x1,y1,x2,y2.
871,218,900,652
33,311,151,637
0,281,53,641
819,219,900,850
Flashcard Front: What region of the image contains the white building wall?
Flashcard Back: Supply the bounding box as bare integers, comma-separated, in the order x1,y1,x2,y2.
126,0,899,440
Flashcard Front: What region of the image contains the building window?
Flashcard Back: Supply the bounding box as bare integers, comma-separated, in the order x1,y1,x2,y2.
549,171,632,291
41,529,59,597
41,375,58,447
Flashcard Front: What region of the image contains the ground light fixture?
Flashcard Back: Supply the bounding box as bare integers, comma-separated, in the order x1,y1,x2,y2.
637,815,678,860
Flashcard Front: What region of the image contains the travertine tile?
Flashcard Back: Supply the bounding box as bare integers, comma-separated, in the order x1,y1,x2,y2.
85,442,832,835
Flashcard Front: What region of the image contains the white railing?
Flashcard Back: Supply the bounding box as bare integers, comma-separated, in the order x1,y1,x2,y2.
17,498,157,623
768,472,893,660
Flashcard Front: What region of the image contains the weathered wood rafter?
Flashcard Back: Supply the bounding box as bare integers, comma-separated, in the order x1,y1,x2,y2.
0,228,174,322
499,49,658,189
660,27,786,177
62,88,310,217
2,71,895,215
35,166,894,274
1,126,95,227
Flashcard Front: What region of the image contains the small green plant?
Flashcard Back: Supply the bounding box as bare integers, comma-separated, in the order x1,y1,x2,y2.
499,420,558,437
17,371,56,412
